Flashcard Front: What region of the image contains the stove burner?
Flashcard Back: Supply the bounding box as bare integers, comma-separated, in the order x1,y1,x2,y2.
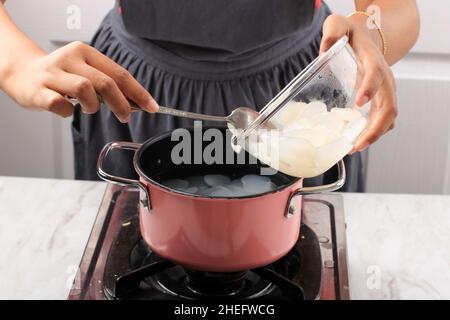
102,215,323,300
147,265,276,300
185,270,248,296
127,240,276,299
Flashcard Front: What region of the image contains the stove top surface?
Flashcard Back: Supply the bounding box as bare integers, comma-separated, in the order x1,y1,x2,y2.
69,186,349,300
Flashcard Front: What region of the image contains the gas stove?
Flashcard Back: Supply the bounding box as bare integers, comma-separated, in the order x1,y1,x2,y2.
68,185,349,300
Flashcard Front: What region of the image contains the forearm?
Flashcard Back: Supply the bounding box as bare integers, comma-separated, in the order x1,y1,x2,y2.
350,0,420,65
0,2,45,88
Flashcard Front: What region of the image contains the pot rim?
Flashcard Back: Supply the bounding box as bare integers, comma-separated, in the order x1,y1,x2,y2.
132,128,302,200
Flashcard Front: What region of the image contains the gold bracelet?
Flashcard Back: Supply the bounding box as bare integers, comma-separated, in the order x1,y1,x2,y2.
347,11,387,56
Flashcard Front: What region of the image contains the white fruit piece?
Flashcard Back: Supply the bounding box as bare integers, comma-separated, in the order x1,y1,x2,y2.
184,186,199,194
252,131,282,169
241,175,273,194
267,117,283,130
245,138,270,166
342,117,368,143
330,108,363,123
278,136,317,177
315,137,353,176
308,112,346,137
226,187,245,197
203,186,231,197
186,175,206,188
277,156,321,178
275,101,308,126
257,146,280,170
282,128,328,147
204,174,232,187
229,179,243,188
300,101,328,118
295,116,315,130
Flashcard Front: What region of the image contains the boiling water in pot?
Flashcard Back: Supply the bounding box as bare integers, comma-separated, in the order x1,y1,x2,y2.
162,174,278,197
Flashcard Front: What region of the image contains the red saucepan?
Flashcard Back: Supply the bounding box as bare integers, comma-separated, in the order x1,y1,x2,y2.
97,126,345,272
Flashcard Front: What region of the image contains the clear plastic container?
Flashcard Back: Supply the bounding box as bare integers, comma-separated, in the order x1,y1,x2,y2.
233,36,369,178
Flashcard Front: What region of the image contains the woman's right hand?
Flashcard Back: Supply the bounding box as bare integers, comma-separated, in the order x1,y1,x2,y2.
0,41,159,122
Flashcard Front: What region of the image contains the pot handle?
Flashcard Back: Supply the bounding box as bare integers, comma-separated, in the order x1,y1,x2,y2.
285,159,346,218
97,141,152,211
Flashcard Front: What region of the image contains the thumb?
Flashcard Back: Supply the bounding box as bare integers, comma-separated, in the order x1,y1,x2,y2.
320,14,350,54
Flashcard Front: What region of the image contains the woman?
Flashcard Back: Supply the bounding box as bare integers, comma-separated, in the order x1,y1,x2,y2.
0,0,419,191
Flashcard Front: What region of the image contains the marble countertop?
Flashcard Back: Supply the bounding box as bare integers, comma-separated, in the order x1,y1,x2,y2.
343,193,450,299
0,176,449,300
0,177,107,299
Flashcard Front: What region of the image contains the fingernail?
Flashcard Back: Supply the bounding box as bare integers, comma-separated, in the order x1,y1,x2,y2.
119,114,131,123
350,141,369,154
358,95,370,107
150,98,159,112
359,141,370,152
143,97,159,112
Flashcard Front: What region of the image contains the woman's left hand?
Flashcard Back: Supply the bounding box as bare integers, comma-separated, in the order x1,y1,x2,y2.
319,13,398,153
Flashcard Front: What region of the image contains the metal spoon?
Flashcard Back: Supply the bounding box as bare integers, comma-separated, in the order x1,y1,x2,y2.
152,105,266,131
66,95,275,132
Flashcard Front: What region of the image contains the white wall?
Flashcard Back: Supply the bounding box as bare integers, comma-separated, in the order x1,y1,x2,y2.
0,0,449,195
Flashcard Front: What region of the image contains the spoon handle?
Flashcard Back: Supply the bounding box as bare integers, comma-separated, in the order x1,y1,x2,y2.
157,106,226,122
66,95,227,123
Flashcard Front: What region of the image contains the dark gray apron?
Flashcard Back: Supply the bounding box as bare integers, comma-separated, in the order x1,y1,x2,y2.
71,0,365,192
